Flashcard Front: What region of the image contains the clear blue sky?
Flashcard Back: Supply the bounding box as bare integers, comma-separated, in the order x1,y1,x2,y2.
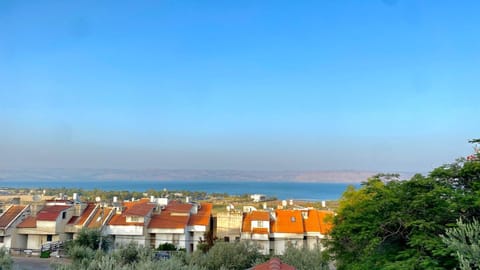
1,0,479,172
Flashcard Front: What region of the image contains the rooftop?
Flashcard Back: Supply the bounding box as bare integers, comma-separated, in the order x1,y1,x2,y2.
188,203,212,227
36,205,72,221
75,203,96,225
270,210,304,234
17,216,37,228
123,200,156,217
0,205,28,228
253,258,296,270
148,211,190,229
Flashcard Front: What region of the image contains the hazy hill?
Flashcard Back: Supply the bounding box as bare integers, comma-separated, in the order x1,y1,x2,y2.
0,168,414,183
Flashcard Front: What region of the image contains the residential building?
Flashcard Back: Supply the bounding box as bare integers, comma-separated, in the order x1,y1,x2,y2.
241,211,271,254
0,205,30,250
15,203,75,251
105,198,156,248
214,211,242,242
241,208,334,255
147,201,213,252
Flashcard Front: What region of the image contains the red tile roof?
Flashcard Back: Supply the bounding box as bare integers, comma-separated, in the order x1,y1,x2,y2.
108,214,143,226
17,216,37,228
164,201,192,213
0,205,27,228
148,211,189,229
242,211,270,232
188,203,212,226
271,210,304,234
67,216,79,225
123,200,155,216
36,205,72,221
76,203,96,225
254,258,296,270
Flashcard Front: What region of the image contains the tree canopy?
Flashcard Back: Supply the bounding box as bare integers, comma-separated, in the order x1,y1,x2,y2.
329,153,480,269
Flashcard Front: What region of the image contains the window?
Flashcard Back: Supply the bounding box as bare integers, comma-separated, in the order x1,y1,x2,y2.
224,236,230,242
256,221,262,227
0,236,4,243
47,235,52,242
62,212,66,219
130,216,139,222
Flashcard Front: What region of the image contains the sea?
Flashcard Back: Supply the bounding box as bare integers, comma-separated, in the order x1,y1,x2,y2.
0,180,360,201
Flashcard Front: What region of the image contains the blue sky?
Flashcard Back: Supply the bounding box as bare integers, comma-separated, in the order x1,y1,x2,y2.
1,0,479,172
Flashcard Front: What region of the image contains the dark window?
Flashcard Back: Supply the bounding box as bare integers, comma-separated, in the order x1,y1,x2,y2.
0,236,4,243
224,236,230,242
47,235,52,241
62,212,66,219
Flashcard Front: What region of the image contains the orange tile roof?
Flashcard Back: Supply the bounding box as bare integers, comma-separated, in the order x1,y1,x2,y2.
254,258,296,270
252,227,269,234
164,201,192,213
108,214,143,226
242,211,270,232
301,210,334,234
250,211,270,221
188,203,212,226
37,205,71,221
17,216,37,228
148,211,189,229
271,210,304,234
87,207,114,228
75,203,96,225
302,210,320,232
0,205,27,228
317,210,334,234
123,201,156,216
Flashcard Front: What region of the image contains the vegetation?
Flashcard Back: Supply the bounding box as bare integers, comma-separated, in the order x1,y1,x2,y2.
0,247,13,270
329,140,480,270
67,228,111,252
441,218,480,270
54,240,333,270
281,243,330,270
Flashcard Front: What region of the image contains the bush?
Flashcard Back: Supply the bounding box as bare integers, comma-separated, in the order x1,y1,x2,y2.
0,247,13,270
189,241,262,270
281,243,329,270
157,242,177,251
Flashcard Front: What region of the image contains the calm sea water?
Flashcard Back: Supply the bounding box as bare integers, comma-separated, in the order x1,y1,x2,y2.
0,180,359,201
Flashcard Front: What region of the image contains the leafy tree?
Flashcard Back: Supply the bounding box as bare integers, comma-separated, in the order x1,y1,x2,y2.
329,170,472,269
441,218,480,270
72,228,111,252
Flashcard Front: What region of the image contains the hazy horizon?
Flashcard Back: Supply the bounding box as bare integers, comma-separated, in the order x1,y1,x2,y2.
1,1,479,173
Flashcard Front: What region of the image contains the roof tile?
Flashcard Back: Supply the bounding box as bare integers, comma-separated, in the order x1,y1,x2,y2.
0,205,27,228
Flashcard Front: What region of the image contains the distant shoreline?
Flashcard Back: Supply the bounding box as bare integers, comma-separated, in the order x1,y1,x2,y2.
0,168,415,184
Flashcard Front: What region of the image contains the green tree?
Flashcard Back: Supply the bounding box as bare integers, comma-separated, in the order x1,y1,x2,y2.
73,228,111,252
441,218,480,270
329,170,469,269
